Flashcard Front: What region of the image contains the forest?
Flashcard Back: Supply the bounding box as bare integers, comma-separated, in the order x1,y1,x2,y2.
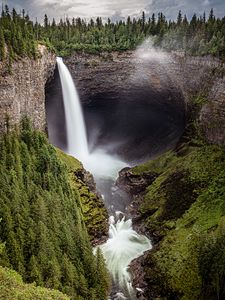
0,5,224,60
0,118,110,300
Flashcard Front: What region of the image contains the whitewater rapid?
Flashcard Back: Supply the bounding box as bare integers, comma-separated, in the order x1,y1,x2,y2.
57,57,152,299
100,215,152,297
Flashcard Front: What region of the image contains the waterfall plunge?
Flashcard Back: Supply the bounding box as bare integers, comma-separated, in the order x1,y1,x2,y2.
57,57,127,178
57,57,152,299
57,57,89,161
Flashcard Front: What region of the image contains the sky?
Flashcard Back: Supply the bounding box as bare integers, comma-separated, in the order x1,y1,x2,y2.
3,0,225,22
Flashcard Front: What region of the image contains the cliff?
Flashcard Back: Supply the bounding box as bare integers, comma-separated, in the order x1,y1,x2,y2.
0,45,56,132
1,49,224,146
169,53,225,146
0,47,109,243
66,51,225,148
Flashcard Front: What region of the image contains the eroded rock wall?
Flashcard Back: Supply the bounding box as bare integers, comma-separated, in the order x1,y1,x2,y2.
199,76,225,146
0,45,56,131
168,53,225,146
66,51,225,147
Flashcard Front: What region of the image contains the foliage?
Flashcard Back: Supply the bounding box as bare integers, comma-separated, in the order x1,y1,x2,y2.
0,6,38,64
0,266,70,300
0,117,110,300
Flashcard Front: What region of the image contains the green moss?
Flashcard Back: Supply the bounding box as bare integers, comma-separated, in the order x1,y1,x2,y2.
55,149,108,241
132,151,177,175
56,148,82,172
0,266,70,300
192,95,208,107
135,143,225,299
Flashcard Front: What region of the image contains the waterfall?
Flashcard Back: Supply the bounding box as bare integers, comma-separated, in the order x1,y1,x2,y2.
57,57,126,177
56,57,89,161
57,57,152,299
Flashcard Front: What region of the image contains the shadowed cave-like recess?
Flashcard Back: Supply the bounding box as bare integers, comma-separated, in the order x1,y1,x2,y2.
45,62,185,165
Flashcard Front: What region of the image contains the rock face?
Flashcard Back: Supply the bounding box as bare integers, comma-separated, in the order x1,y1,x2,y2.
65,51,225,148
0,45,56,132
65,51,224,106
164,54,225,146
65,51,184,107
199,76,225,146
0,48,224,146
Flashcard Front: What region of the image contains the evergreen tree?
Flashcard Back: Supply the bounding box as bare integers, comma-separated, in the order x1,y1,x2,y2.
0,27,5,60
177,10,182,25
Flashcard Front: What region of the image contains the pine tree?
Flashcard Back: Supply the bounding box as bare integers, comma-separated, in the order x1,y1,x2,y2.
44,14,48,28
142,11,145,32
177,10,182,25
28,255,43,284
209,8,215,22
0,27,5,61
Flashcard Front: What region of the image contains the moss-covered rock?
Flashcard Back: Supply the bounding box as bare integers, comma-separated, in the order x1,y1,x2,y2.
128,143,225,300
56,149,108,243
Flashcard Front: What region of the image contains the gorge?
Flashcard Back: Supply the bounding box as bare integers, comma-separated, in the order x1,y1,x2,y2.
0,5,225,300
0,43,225,300
56,56,153,300
46,45,225,299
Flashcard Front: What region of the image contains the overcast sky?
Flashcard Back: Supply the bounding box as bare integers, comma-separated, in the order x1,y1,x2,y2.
4,0,225,22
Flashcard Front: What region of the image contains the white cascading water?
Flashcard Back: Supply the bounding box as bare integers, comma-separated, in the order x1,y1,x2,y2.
57,57,152,299
100,216,152,297
57,57,89,161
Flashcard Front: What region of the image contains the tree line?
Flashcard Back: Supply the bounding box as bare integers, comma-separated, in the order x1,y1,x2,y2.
0,6,224,61
41,9,225,59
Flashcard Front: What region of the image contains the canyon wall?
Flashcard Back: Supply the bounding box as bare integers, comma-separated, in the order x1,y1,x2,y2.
66,51,225,147
0,48,224,147
170,53,225,146
0,45,56,132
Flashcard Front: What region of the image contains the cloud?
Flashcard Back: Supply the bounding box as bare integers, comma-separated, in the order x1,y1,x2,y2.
146,0,225,19
5,0,225,21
